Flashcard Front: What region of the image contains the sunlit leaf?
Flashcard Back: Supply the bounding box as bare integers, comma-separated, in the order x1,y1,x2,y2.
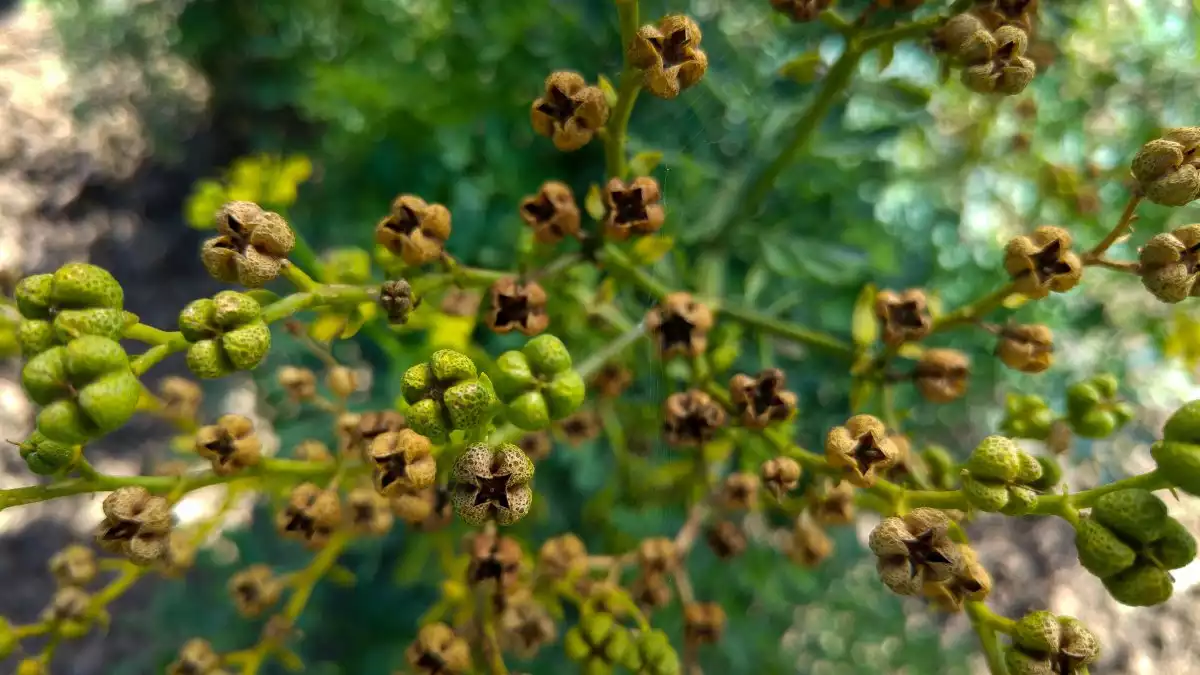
780,51,825,83
1002,293,1030,309
598,74,619,109
629,150,664,177
585,183,606,221
310,312,350,343
632,235,674,264
852,283,878,348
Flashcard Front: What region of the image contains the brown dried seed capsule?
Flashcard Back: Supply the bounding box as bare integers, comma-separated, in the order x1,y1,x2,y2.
194,414,262,475
520,181,582,244
1003,226,1083,299
825,414,899,488
276,482,342,549
379,279,418,325
277,366,318,401
769,0,834,22
637,537,680,576
1139,224,1200,303
720,472,761,510
706,520,747,559
202,202,295,288
868,507,959,596
467,531,524,591
375,194,453,266
406,623,473,675
914,348,971,404
347,486,395,536
530,71,610,152
923,544,992,612
158,376,202,420
996,323,1054,373
326,365,359,399
344,410,407,458
487,277,550,336
228,564,284,618
760,457,801,499
683,602,726,646
370,429,437,494
518,431,553,462
809,481,856,525
49,545,97,587
538,533,587,579
591,363,633,399
168,638,225,675
996,55,1037,95
603,177,666,241
498,599,557,659
884,432,926,486
558,409,602,447
451,443,535,526
390,484,440,524
788,517,834,568
294,439,333,463
158,531,197,578
41,585,90,623
630,573,672,613
96,486,172,565
646,292,714,359
441,288,483,317
663,390,726,446
874,289,933,346
729,368,798,428
629,15,709,99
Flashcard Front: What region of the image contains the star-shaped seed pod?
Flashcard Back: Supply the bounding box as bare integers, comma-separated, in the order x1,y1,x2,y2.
629,15,709,100
825,414,899,488
530,71,610,152
405,623,473,675
379,279,418,325
914,348,971,403
16,262,128,359
637,537,680,576
40,586,91,628
706,520,747,559
923,544,992,612
760,457,802,499
1003,226,1083,299
346,486,394,536
487,277,550,336
1131,128,1200,207
787,515,834,568
1006,611,1100,675
663,390,726,447
158,377,202,421
645,292,713,359
498,598,558,659
49,545,97,588
520,181,582,243
389,484,451,529
603,177,666,241
201,201,295,288
451,442,535,526
22,335,142,445
538,533,588,580
961,31,1038,96
227,564,284,618
275,483,342,549
518,430,553,462
1139,224,1200,302
563,611,634,669
809,480,856,525
95,486,172,566
168,638,226,675
277,365,317,401
875,289,933,346
728,368,798,428
770,0,834,22
492,334,585,431
558,409,603,446
591,363,633,399
466,531,524,590
631,573,673,613
720,472,761,510
369,429,436,494
401,349,496,442
996,323,1054,373
194,414,262,475
375,194,453,266
683,602,726,646
177,291,271,380
868,507,959,596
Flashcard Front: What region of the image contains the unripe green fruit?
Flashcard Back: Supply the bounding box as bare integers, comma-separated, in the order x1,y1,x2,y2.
50,262,123,309
1000,485,1037,516
0,327,19,359
37,400,97,444
492,350,536,398
523,333,573,374
1028,456,1062,491
1012,610,1060,654
52,308,126,343
1014,450,1043,485
220,321,271,370
1111,401,1135,427
1163,399,1200,444
57,619,90,640
1102,563,1174,606
508,390,551,430
1066,383,1101,417
406,398,448,442
400,363,432,404
15,274,53,319
443,379,494,430
178,298,218,341
18,319,55,356
1073,408,1116,439
966,435,1021,482
18,431,77,475
185,340,233,379
1093,373,1119,398
545,370,586,419
1074,517,1136,578
1150,440,1200,496
583,662,612,675
77,371,141,433
430,349,477,382
64,335,128,384
1150,518,1197,569
21,346,70,406
212,290,261,328
564,626,590,660
962,475,1010,512
1091,489,1169,545
1003,649,1053,675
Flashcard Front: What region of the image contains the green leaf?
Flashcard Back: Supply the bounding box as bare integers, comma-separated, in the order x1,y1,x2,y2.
585,183,606,221
629,150,664,177
759,235,868,286
1003,293,1031,309
631,235,674,264
310,312,350,343
850,378,877,414
852,283,878,347
877,43,895,73
779,51,825,84
598,74,619,109
744,265,769,304
880,78,933,107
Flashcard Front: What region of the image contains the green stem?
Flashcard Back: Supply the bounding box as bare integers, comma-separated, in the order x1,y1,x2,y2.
575,322,647,380
123,323,178,345
713,301,854,358
1033,469,1169,514
965,601,1012,675
604,0,643,180
598,243,672,299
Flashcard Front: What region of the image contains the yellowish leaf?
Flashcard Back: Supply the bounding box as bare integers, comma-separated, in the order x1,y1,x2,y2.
585,183,606,221
598,74,619,109
898,343,925,360
337,305,372,339
309,312,350,343
629,150,664,177
1002,293,1030,309
595,277,617,305
779,51,825,83
851,283,878,347
429,314,476,351
632,235,674,264
926,292,945,318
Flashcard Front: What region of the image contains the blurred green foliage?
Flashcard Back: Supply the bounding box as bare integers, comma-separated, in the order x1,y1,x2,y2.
39,0,1200,672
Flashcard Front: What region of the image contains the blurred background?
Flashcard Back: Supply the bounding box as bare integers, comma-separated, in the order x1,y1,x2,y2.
2,0,1200,673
